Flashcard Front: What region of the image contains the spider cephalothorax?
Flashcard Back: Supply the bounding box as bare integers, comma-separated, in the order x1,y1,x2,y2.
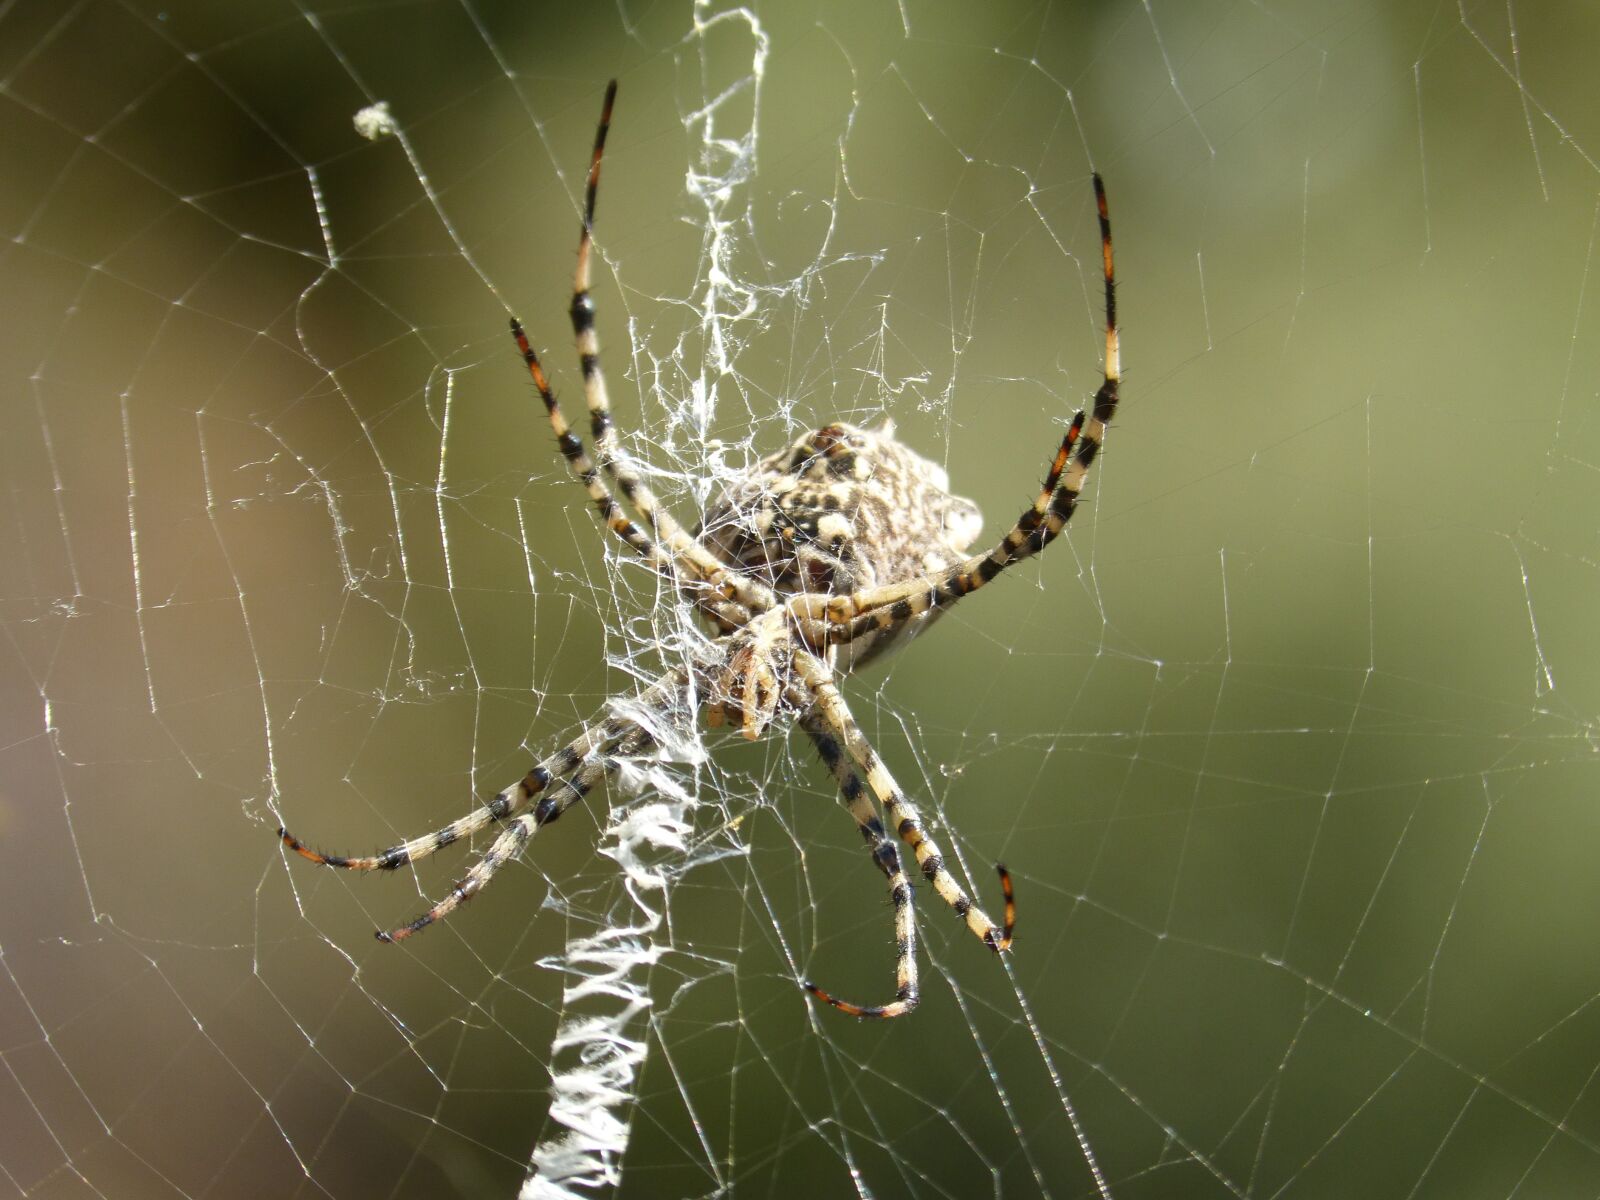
278,79,1121,1019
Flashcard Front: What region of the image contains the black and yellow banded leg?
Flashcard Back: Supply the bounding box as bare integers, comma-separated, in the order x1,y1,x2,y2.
566,80,774,617
378,722,657,943
798,711,919,1019
280,717,620,873
797,653,1015,956
509,323,749,632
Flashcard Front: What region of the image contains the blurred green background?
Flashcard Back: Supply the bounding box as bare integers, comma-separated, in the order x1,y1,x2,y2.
5,0,1600,1196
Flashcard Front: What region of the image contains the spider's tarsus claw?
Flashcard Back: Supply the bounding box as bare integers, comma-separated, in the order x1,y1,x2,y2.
801,978,916,1019
377,917,424,943
279,826,330,866
992,862,1016,951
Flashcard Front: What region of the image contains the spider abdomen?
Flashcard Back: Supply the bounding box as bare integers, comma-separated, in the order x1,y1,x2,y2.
699,421,983,670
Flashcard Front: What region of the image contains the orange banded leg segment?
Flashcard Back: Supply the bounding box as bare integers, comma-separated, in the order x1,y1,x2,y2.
798,712,918,1019
797,653,1013,955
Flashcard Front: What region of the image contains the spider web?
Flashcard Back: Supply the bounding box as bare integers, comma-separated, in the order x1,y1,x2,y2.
5,0,1600,1196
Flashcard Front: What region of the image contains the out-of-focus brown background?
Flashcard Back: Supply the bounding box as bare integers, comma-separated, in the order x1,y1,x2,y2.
5,1,1600,1196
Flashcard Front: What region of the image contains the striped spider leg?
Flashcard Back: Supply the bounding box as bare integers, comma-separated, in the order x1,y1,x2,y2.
796,652,1015,1019
280,674,685,942
563,79,773,620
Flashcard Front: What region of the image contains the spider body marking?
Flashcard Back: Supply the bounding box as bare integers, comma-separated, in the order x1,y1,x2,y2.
278,79,1120,1018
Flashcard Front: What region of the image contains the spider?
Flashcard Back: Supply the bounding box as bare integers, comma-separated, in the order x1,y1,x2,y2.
279,80,1120,1019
